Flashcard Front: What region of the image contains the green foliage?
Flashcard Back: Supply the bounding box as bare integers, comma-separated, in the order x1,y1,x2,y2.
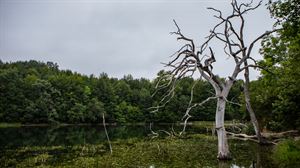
273,139,300,168
115,101,142,123
250,0,300,131
242,123,256,135
0,60,244,124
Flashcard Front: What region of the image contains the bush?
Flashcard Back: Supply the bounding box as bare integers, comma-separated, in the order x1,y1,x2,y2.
241,123,255,135
273,139,300,168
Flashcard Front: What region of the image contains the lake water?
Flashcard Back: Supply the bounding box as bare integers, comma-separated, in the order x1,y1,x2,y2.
0,124,278,167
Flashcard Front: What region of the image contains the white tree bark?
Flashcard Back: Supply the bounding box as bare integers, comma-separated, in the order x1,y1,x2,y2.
207,78,233,159
215,97,231,159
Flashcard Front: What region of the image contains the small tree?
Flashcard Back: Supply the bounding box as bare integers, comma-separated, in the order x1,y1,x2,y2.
152,0,278,159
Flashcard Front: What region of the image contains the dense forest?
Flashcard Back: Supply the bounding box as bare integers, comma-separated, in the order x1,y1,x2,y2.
0,54,299,131
0,60,244,124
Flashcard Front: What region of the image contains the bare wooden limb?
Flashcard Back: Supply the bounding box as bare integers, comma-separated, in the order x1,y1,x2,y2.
246,29,280,59
180,95,218,135
149,122,178,138
262,130,299,139
227,130,300,145
239,63,274,73
102,113,112,154
171,19,195,52
149,122,159,138
223,97,242,107
227,132,257,139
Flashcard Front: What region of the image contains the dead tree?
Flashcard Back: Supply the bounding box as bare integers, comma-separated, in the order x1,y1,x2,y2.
243,61,265,144
151,0,278,160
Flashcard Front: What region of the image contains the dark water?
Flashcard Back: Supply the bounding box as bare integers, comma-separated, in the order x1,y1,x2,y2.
0,124,213,149
0,124,277,168
0,125,138,149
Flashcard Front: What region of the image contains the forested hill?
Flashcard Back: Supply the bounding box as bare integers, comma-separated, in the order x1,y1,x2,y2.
0,60,244,124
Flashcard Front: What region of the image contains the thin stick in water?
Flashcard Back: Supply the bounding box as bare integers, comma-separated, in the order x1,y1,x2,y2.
102,113,112,154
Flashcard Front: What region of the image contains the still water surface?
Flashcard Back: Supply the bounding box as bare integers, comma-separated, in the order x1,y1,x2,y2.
0,124,277,167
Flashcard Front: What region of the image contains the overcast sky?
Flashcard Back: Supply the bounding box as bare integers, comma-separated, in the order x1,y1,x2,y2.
0,0,275,79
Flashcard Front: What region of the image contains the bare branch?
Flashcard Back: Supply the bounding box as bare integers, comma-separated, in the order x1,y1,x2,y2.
239,64,274,75
102,113,112,154
180,96,217,135
240,0,262,15
223,97,241,107
171,19,195,52
246,29,280,58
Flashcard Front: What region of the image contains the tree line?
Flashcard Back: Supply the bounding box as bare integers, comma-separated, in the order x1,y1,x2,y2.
0,56,299,131
0,60,245,124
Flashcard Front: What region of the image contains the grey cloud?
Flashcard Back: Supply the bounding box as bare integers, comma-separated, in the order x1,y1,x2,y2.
0,0,274,79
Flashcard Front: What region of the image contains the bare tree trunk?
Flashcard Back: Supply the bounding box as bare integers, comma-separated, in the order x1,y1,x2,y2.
244,62,264,143
215,97,231,160
152,0,279,160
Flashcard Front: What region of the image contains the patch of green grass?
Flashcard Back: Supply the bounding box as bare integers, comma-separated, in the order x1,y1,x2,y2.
272,139,300,168
0,122,22,128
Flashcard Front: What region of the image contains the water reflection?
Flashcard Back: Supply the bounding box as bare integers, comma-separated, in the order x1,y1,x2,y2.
0,125,150,149
0,124,214,149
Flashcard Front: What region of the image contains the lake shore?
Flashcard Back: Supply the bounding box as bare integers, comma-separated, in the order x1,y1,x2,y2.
0,121,241,128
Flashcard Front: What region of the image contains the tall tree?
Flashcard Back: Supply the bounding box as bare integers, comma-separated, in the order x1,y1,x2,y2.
243,64,264,143
153,0,278,159
257,0,300,130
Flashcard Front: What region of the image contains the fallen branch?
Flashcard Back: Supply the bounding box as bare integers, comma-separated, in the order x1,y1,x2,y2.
262,130,299,139
227,132,256,139
226,131,276,145
227,130,300,145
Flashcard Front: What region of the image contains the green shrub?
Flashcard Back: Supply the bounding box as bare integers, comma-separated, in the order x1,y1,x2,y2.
267,121,283,131
273,139,300,168
241,123,255,135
